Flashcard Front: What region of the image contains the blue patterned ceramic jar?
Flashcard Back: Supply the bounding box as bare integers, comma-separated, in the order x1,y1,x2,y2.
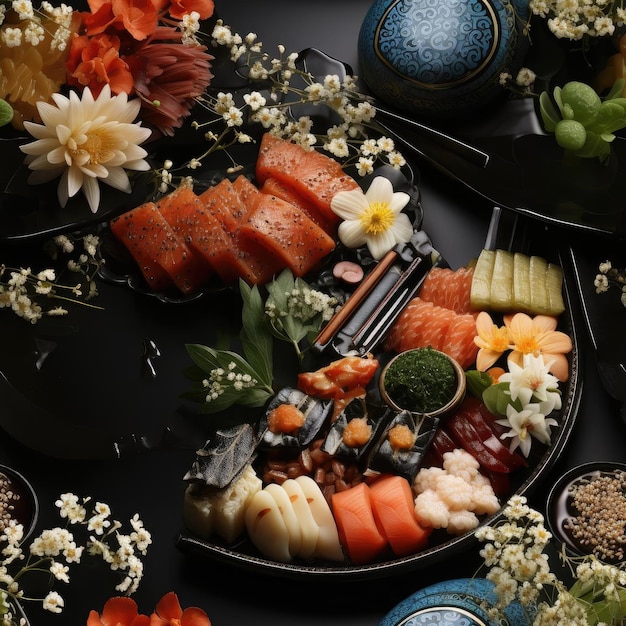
358,0,530,117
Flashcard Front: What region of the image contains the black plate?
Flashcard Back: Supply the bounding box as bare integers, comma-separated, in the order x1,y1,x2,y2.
177,242,583,580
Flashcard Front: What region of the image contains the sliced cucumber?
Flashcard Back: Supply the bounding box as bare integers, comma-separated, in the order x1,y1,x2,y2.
490,250,514,311
546,263,565,315
529,255,550,315
512,252,531,313
470,249,496,310
470,248,565,316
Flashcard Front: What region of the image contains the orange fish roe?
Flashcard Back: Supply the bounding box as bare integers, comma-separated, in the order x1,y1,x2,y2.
268,404,306,434
342,417,372,448
388,424,416,451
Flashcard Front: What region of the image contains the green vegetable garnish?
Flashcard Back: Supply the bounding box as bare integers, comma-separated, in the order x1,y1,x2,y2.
383,347,457,414
0,99,13,127
540,78,626,161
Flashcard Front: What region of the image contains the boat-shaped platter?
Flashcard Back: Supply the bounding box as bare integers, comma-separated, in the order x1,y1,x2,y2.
175,239,582,579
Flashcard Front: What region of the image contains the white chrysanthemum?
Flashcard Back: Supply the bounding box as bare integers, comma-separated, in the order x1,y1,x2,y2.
20,85,151,213
330,175,413,260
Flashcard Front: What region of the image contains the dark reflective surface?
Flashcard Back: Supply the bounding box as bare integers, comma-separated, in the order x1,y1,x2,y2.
0,1,625,625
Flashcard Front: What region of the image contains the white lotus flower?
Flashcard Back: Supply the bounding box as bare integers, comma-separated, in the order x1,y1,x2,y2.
20,85,152,213
330,175,414,260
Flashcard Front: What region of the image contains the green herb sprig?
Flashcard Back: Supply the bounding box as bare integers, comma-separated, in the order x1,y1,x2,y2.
184,270,338,414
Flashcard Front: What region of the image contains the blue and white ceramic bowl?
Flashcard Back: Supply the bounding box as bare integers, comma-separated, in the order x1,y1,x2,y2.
379,578,531,626
358,0,530,117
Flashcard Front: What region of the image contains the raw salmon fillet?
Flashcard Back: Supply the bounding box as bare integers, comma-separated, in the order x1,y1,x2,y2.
419,266,475,314
255,133,359,230
384,296,478,369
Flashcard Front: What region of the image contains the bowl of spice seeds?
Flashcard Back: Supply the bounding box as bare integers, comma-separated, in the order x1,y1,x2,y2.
546,462,626,563
0,465,39,545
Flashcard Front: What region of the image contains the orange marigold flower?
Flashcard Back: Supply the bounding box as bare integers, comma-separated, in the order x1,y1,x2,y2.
150,592,211,626
166,0,214,20
504,312,573,382
81,0,159,40
474,311,511,372
127,26,213,136
66,33,135,96
87,597,150,626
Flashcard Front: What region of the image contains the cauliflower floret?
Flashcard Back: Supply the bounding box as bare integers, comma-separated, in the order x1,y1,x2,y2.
414,489,450,529
470,483,500,515
443,448,480,483
413,466,447,494
435,473,474,511
470,472,491,488
447,509,480,534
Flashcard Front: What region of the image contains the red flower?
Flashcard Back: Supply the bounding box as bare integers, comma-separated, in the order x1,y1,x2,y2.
87,597,150,626
150,592,211,626
81,0,159,40
66,32,135,96
127,26,213,136
166,0,214,20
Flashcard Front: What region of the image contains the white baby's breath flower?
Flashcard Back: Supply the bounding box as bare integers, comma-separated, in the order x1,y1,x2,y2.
42,591,64,613
20,85,151,213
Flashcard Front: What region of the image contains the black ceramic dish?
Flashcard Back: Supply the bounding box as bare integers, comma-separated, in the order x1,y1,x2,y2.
545,462,626,559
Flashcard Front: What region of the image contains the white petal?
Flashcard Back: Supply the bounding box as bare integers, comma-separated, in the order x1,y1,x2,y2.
57,170,70,207
122,158,151,172
66,166,84,198
388,191,411,215
102,167,131,192
330,189,369,220
82,176,101,213
364,176,393,205
337,220,367,249
368,229,397,260
389,213,414,244
20,138,61,156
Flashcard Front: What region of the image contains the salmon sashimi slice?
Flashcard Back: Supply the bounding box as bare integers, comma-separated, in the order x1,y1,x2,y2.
255,133,359,229
240,193,336,277
198,178,247,231
155,184,215,290
419,266,475,314
384,297,478,368
110,201,201,294
259,177,335,235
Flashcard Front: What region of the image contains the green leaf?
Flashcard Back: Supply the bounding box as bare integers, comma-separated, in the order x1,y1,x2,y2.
539,91,561,132
465,369,493,398
0,99,13,127
605,78,625,101
482,382,522,417
239,280,273,386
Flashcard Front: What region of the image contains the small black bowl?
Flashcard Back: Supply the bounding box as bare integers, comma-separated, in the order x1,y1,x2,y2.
0,465,39,544
545,461,626,561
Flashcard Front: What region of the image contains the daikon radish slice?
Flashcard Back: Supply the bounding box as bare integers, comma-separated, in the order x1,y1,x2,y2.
295,476,344,562
245,489,292,562
265,483,302,558
281,478,320,559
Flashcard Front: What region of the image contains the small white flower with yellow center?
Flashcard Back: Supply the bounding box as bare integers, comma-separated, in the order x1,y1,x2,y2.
330,175,413,260
20,85,151,213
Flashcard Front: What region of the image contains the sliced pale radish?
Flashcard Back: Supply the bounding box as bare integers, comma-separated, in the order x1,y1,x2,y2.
244,489,292,562
281,478,320,559
264,482,302,557
295,476,344,562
